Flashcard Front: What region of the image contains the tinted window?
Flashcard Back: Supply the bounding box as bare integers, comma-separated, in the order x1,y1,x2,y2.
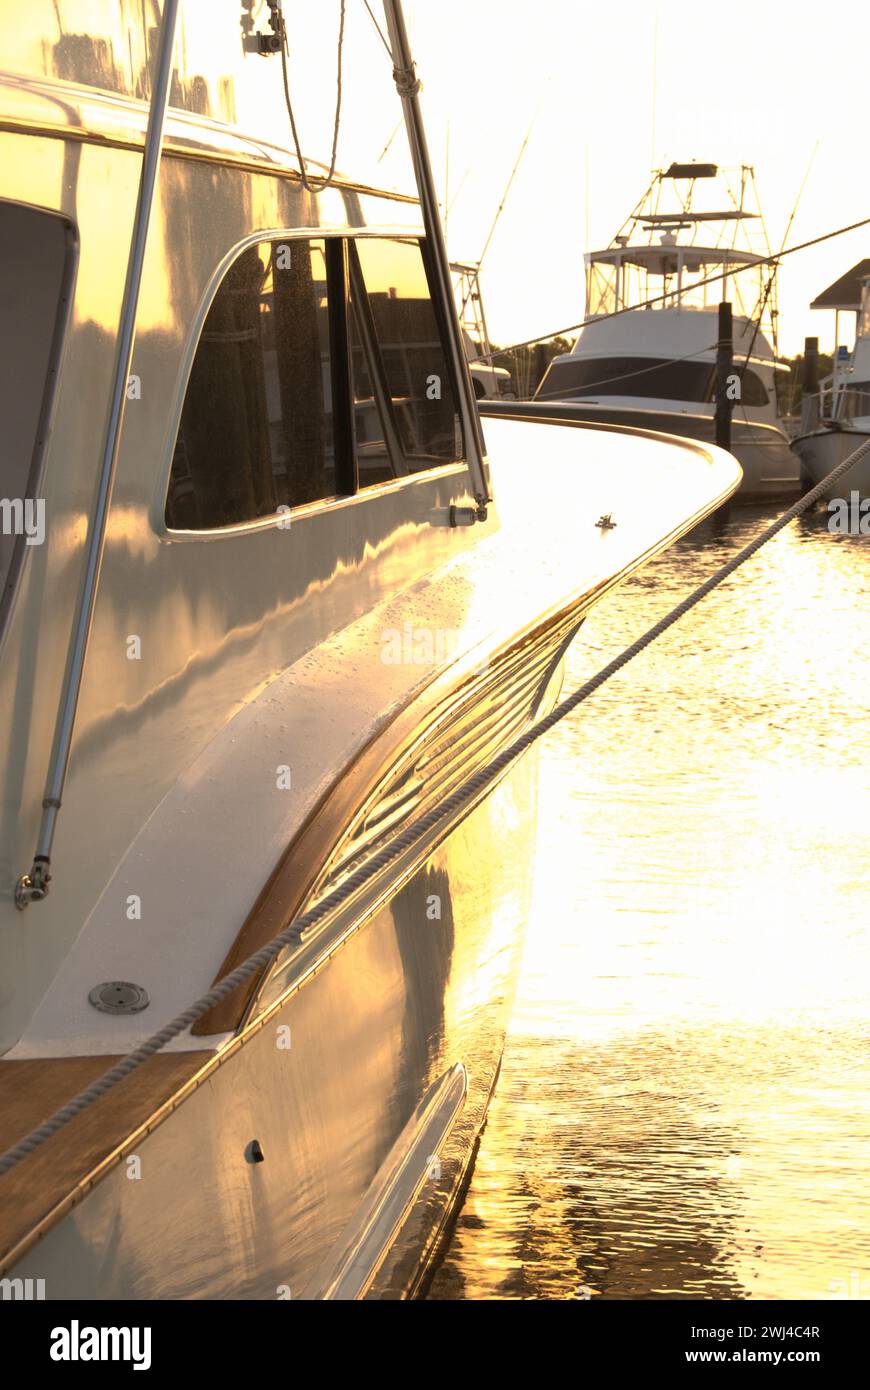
1,203,70,620
536,356,769,407
349,238,463,485
841,381,870,420
166,238,335,529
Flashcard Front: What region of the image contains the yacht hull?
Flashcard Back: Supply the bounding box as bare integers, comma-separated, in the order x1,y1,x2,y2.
3,749,537,1301
0,414,740,1299
791,426,870,500
488,400,798,503
0,11,745,1305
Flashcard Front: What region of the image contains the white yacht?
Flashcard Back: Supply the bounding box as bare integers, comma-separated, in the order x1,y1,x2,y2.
791,261,870,498
0,4,739,1300
530,163,800,503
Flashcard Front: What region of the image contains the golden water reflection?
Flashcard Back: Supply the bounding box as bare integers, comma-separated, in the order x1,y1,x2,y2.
430,505,870,1300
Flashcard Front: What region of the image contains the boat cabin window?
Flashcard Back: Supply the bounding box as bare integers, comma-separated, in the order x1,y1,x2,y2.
838,380,870,421
166,238,336,529
348,237,463,487
0,201,71,627
165,234,463,531
586,253,764,321
537,355,770,406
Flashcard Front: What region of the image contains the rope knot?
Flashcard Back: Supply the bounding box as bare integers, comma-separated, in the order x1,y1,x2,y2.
393,63,421,97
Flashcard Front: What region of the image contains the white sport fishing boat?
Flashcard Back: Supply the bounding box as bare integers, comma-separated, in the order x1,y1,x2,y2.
0,3,739,1300
530,163,800,503
791,260,870,499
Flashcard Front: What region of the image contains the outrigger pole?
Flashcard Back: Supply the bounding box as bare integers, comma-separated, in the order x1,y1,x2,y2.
381,0,491,516
16,0,182,909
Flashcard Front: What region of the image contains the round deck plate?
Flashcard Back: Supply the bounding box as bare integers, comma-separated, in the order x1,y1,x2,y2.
88,981,150,1015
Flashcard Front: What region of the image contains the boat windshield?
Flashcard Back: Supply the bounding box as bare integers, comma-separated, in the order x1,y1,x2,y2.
536,354,770,407
586,250,765,320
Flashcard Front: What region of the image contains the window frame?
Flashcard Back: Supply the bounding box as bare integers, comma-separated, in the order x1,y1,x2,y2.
158,228,467,542
0,201,78,649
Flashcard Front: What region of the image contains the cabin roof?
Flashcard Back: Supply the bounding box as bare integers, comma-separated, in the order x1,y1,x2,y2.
810,259,870,312
0,72,420,211
586,244,762,274
641,211,758,226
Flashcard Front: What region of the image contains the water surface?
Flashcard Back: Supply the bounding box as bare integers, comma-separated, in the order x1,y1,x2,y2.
430,504,870,1300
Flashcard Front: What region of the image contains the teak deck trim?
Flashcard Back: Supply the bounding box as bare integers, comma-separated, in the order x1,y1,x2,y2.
0,1052,205,1276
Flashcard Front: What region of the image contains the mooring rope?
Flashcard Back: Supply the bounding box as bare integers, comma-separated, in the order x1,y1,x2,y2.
1,436,868,1179
279,0,346,193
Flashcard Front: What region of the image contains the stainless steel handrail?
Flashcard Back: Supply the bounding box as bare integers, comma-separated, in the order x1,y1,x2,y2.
16,0,182,910
382,0,491,517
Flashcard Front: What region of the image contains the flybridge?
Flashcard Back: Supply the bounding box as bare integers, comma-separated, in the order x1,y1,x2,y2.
610,162,770,251
642,211,759,226
584,163,777,335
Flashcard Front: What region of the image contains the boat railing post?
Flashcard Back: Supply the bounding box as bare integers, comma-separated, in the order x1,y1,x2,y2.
381,0,490,517
15,0,182,910
715,300,734,452
801,336,819,432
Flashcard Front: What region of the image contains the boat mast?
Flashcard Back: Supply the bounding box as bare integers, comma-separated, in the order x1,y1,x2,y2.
16,0,182,910
381,0,491,515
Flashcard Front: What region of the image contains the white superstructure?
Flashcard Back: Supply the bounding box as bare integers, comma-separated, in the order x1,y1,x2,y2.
792,261,870,498
535,162,800,502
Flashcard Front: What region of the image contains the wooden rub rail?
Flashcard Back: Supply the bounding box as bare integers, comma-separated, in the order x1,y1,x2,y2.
193,598,586,1036
0,1053,204,1276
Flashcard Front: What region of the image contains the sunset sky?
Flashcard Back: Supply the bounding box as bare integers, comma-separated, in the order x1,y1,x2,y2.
278,0,870,358
11,1,863,358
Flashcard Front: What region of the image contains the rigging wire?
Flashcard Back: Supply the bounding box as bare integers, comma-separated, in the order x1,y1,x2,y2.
458,116,537,321
376,116,404,164
473,212,870,365
362,0,393,58
732,142,821,428
277,0,346,193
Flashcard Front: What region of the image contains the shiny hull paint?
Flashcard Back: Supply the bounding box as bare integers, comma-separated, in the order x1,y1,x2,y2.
0,40,742,1297
492,399,799,502
1,415,739,1298
0,122,438,1051
10,752,536,1300
791,427,870,500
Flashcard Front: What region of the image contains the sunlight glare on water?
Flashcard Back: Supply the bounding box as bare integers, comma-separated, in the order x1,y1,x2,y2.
430,505,870,1301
